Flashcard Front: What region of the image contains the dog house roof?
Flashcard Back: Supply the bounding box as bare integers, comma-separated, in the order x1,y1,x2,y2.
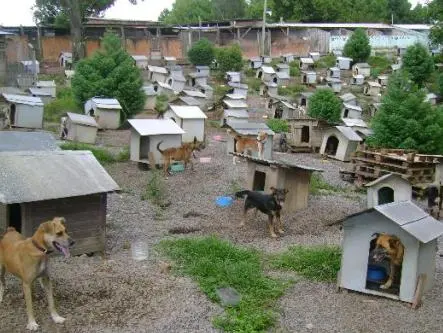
343,103,362,112
67,112,98,127
0,151,119,204
260,66,276,74
224,109,249,118
2,93,43,106
178,96,200,106
276,72,290,79
0,131,59,152
170,72,186,81
182,90,206,98
148,65,168,74
335,201,443,244
225,94,246,100
169,105,207,119
339,93,357,102
223,99,248,109
128,119,185,136
228,82,248,89
366,81,382,88
364,173,409,187
353,62,371,68
227,121,275,135
88,97,122,110
342,118,368,128
28,88,52,97
35,80,56,88
335,126,363,141
131,55,148,61
300,57,314,64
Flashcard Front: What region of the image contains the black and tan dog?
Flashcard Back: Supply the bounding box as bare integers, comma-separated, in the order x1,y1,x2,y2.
235,187,288,238
371,233,404,289
157,136,204,176
0,217,74,331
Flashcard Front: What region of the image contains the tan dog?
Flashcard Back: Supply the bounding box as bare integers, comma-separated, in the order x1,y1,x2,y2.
0,217,74,331
157,136,203,177
371,233,404,290
227,129,268,164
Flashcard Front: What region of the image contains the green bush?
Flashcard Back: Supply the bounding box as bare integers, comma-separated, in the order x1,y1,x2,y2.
308,89,341,124
343,28,371,62
44,87,81,122
314,54,336,69
142,170,167,205
266,119,289,133
402,43,435,87
155,93,169,118
60,142,116,164
289,60,300,77
188,38,215,66
247,77,261,93
278,84,305,98
368,55,392,74
216,44,243,73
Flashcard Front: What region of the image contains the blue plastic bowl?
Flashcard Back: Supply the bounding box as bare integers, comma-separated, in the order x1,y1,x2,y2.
367,265,387,282
216,196,234,207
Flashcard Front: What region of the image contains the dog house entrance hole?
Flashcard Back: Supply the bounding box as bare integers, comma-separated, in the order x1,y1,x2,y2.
139,136,150,160
257,71,263,79
253,171,266,191
325,136,339,156
9,104,16,126
301,126,310,143
168,78,173,86
343,108,349,118
300,98,307,107
8,203,22,232
273,77,278,84
378,187,394,205
366,233,403,296
274,106,283,119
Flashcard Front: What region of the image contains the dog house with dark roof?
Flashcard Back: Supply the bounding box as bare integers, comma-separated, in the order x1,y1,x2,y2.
334,201,443,305
365,174,412,208
0,150,119,255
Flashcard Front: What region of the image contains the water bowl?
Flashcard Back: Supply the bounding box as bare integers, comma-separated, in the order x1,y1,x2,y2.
216,196,234,207
170,162,185,173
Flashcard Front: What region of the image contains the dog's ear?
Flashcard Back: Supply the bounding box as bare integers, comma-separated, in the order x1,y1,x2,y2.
57,217,66,226
42,221,54,233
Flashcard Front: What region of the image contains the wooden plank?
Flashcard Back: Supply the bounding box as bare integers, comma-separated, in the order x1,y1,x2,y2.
148,152,156,169
411,274,427,309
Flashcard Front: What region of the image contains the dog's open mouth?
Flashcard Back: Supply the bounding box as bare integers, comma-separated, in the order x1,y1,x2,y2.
53,241,70,258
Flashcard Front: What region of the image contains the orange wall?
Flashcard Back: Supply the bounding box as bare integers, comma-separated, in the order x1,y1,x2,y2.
160,39,183,58
125,39,150,55
85,40,101,57
41,36,72,61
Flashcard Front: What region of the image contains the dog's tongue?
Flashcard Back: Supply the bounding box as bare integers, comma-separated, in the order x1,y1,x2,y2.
60,246,70,258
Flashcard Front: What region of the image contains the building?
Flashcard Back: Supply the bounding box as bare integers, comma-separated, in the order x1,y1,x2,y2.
336,57,352,70
84,97,122,130
35,80,56,98
425,93,437,105
299,57,315,70
223,98,248,111
132,55,148,69
299,92,314,108
164,105,207,142
128,119,185,166
0,150,120,255
275,71,290,86
281,54,295,63
352,63,371,78
153,81,176,97
28,88,53,104
286,118,331,152
320,126,363,162
365,174,412,208
301,71,317,85
1,93,44,129
271,100,297,119
63,112,99,144
143,85,157,110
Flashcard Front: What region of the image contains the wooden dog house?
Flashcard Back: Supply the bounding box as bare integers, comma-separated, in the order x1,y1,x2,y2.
1,93,44,129
334,201,443,305
0,150,119,255
365,174,412,208
231,153,323,212
63,112,98,144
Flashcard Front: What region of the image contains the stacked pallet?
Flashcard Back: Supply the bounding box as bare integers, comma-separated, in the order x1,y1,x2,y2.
351,147,439,186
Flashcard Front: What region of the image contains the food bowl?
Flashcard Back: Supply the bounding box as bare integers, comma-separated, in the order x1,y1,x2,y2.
215,196,234,207
199,157,212,163
367,265,387,282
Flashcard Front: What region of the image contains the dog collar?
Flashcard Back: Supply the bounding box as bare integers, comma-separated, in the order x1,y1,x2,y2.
32,239,52,254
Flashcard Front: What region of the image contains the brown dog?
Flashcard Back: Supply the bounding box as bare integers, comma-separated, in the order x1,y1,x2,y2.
227,129,268,164
0,217,74,331
371,233,404,290
157,136,203,176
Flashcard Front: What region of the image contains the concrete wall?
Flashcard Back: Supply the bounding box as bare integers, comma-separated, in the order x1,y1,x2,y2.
96,109,120,130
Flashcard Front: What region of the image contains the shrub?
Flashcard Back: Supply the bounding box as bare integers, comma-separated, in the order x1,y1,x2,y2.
343,28,371,63
188,38,215,66
44,87,81,122
266,119,289,133
278,84,305,98
308,89,341,124
368,55,392,74
155,93,169,118
314,54,336,69
215,44,243,73
289,60,300,77
142,170,167,205
402,43,434,87
247,77,261,93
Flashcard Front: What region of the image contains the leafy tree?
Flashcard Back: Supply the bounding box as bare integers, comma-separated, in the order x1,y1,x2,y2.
367,72,443,154
71,32,146,118
188,39,215,66
212,0,247,20
307,89,341,124
159,0,213,24
33,0,141,62
216,44,243,73
386,0,411,23
246,0,274,19
429,0,443,45
401,43,434,87
343,28,371,63
155,94,169,119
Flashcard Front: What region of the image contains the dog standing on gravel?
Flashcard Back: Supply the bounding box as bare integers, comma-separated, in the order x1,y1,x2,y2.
235,187,288,238
0,217,74,331
227,129,268,164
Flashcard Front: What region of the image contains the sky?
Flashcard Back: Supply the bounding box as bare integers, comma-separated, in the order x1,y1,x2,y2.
0,0,428,26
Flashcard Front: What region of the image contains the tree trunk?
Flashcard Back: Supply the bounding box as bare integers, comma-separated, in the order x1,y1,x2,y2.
61,0,85,62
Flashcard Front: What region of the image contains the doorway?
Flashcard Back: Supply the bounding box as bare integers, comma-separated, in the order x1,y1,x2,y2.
8,203,22,232
325,136,339,156
301,126,310,143
9,104,16,126
378,187,394,205
140,136,150,160
253,171,266,191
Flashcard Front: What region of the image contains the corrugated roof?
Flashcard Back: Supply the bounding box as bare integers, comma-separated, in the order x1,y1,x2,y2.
342,118,367,127
227,121,275,135
128,119,185,136
182,90,206,98
2,93,43,106
169,105,207,119
178,96,200,105
67,112,98,127
335,126,362,141
0,131,59,152
28,88,52,97
300,57,314,64
148,65,168,74
224,109,249,118
365,173,408,187
276,72,290,79
223,99,248,108
35,80,56,88
225,94,247,100
91,97,122,109
260,66,276,74
0,151,119,204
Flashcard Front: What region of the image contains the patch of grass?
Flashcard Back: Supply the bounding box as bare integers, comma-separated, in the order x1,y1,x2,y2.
141,170,167,205
44,87,81,122
368,55,392,77
38,73,66,87
60,142,116,164
271,245,341,282
247,77,261,94
214,84,230,101
278,84,305,98
289,60,300,77
266,118,290,133
314,54,336,69
116,146,130,162
208,119,221,128
309,172,342,195
244,67,256,77
159,236,289,333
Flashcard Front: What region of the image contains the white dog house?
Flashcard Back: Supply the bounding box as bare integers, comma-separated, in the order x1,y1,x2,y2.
143,85,157,110
128,119,185,165
281,54,295,63
364,81,382,97
153,81,176,96
226,72,241,83
271,100,297,119
257,66,277,83
148,66,169,83
132,55,148,69
35,80,56,98
328,67,341,79
336,201,443,305
164,105,207,142
352,63,371,78
28,88,53,104
340,93,358,106
197,84,214,99
336,57,352,70
326,77,342,93
342,103,362,119
365,174,412,208
59,52,72,68
249,57,263,69
378,75,389,87
301,71,317,85
196,66,210,77
163,56,177,67
299,92,314,108
425,93,437,105
226,121,275,160
1,93,43,129
228,82,248,98
299,58,315,70
84,97,122,130
260,82,278,97
351,74,365,85
223,99,248,111
221,109,249,127
187,72,208,87
276,71,290,86
320,126,362,162
63,112,98,144
166,72,186,93
309,52,320,61
276,64,290,75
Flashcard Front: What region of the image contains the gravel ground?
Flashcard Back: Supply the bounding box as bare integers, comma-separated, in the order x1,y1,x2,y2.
1,128,442,333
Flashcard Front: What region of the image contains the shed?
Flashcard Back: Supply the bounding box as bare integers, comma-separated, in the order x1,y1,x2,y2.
301,71,317,85
143,85,157,110
378,75,389,87
20,60,39,74
342,103,362,119
164,105,207,142
260,82,278,97
336,57,352,70
131,55,148,69
320,126,362,162
286,118,330,152
299,57,315,70
351,74,365,85
226,121,274,160
249,57,263,69
364,81,382,97
197,84,214,99
228,82,248,98
223,98,248,111
326,77,342,93
0,131,58,152
272,100,297,119
84,97,122,130
336,201,443,304
153,81,176,97
281,54,295,63
187,72,208,87
128,119,185,165
59,52,72,68
425,93,437,105
365,174,412,208
340,93,357,106
63,112,98,144
221,109,249,127
299,92,314,108
28,88,53,105
328,67,341,79
0,150,120,255
1,93,43,129
166,72,186,93
225,72,241,83
196,66,210,77
35,80,56,98
275,71,290,86
232,153,323,212
352,63,371,78
147,65,169,83
257,66,277,83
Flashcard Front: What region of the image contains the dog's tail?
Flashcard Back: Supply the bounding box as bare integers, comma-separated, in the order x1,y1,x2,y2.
235,190,251,199
157,141,165,154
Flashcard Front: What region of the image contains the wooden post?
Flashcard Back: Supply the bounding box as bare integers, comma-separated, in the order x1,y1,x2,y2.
411,274,426,309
